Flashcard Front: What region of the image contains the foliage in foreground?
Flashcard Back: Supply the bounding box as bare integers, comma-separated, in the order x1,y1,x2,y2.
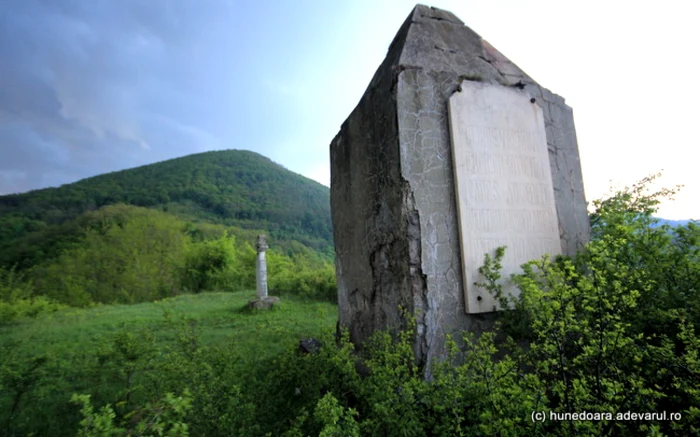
2,174,698,436
0,266,64,324
0,292,337,437
69,174,699,436
72,391,192,437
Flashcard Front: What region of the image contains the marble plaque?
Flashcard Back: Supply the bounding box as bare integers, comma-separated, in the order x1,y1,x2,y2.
448,81,561,314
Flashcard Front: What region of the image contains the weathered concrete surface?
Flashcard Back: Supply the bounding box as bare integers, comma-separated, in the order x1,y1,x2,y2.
330,4,589,371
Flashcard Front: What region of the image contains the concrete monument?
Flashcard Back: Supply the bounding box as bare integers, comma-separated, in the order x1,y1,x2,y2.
330,4,589,369
256,234,269,299
248,235,279,310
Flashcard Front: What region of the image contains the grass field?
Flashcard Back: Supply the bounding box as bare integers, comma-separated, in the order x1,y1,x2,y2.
0,291,338,436
2,290,337,353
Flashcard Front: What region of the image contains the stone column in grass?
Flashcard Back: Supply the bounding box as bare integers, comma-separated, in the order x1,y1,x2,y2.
256,234,269,299
247,235,279,310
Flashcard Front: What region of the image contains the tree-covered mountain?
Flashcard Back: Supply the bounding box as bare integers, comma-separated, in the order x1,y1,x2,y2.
0,150,333,269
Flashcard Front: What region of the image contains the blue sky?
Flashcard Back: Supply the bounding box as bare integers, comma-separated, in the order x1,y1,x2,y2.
1,0,697,219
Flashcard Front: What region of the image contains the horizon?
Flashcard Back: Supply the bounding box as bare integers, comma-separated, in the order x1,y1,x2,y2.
1,1,697,220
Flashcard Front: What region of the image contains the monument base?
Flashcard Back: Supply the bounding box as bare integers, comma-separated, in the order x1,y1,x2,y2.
247,296,280,311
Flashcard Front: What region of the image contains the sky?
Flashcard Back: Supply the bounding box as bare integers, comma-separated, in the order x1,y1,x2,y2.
0,0,697,219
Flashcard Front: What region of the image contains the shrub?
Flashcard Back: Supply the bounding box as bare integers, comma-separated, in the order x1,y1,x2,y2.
181,234,237,293
32,210,189,305
0,266,63,324
72,391,192,437
268,251,337,302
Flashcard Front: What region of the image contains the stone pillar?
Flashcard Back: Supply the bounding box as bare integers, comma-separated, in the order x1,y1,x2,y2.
248,234,279,310
256,234,268,299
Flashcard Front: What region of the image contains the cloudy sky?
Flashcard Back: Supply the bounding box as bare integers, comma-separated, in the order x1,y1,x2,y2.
1,0,697,219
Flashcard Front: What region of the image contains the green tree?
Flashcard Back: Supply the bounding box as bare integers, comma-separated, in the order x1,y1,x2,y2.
33,207,190,305
181,234,237,293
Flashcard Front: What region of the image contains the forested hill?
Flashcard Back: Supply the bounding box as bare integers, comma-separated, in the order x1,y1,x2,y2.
0,150,332,261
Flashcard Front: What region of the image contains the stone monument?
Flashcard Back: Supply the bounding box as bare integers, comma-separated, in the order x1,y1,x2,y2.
330,4,589,369
248,235,279,310
256,234,269,299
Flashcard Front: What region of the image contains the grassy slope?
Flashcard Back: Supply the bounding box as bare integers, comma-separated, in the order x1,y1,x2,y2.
0,291,337,435
2,290,337,359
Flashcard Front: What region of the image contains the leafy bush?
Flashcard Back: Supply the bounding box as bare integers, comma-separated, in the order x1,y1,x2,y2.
32,208,190,305
181,234,238,293
0,266,63,324
72,391,192,437
313,393,360,437
150,311,260,436
268,251,337,302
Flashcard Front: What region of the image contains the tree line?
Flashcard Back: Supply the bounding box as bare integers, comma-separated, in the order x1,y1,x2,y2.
0,149,334,267
1,203,336,323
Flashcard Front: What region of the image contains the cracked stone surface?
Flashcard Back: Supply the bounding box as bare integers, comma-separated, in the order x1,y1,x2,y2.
330,4,589,374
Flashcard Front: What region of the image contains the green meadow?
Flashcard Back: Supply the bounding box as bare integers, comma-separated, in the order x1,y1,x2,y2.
0,291,337,436
2,291,336,356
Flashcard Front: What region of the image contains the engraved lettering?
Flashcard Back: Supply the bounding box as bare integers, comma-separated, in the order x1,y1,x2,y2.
449,83,562,314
